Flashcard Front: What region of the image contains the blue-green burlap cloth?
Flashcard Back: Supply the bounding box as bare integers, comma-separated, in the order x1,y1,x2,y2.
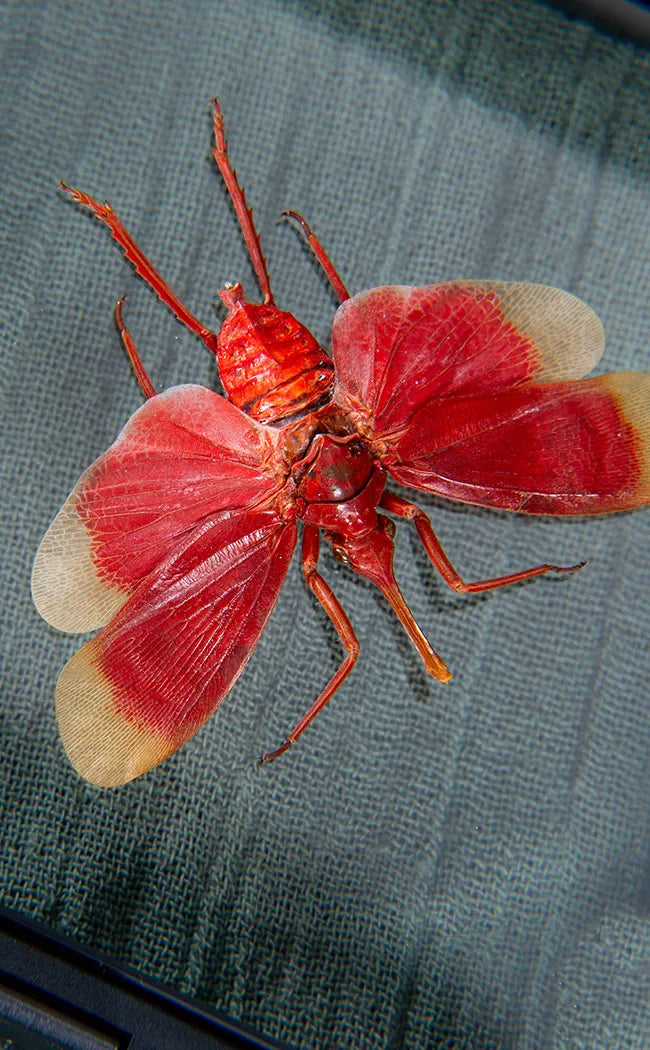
1,1,648,1046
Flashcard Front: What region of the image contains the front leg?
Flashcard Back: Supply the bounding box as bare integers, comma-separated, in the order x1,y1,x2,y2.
114,298,157,399
60,184,219,354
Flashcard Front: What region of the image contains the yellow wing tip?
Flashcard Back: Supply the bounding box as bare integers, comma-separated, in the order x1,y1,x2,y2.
32,498,126,633
56,646,174,786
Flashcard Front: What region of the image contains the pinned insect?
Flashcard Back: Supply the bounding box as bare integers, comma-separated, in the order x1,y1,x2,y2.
33,101,650,785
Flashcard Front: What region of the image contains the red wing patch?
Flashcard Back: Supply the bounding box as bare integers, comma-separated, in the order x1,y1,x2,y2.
386,373,650,515
55,507,298,785
332,282,604,439
32,385,282,632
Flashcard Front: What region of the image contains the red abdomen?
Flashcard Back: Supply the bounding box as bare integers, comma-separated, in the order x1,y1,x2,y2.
216,285,334,425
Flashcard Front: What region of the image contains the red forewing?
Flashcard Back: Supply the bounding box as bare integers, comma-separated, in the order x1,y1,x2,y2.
332,282,604,438
330,280,650,514
386,373,650,515
54,506,298,786
32,385,282,632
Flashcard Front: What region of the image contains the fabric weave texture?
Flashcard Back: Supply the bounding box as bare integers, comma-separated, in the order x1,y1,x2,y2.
1,1,649,1047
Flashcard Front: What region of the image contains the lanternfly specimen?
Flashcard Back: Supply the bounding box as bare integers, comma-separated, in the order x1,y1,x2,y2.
32,101,650,785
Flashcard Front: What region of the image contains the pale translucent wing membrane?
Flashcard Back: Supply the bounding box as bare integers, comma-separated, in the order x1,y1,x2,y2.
56,652,175,785
610,371,650,500
32,470,128,632
55,509,298,786
32,385,281,635
462,281,605,381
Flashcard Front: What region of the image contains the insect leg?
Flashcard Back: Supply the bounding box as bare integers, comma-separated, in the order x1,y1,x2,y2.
259,523,359,763
211,99,274,306
59,183,219,354
381,491,586,593
115,297,156,399
283,209,350,303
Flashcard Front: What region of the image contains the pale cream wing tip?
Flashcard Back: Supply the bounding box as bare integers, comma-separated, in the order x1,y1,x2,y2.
464,281,606,381
32,494,126,634
499,283,605,380
56,645,174,786
608,371,650,501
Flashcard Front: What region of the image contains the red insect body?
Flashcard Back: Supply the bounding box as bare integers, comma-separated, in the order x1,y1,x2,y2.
216,283,334,423
32,101,650,785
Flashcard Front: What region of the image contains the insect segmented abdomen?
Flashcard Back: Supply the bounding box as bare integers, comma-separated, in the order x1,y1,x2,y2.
216,289,334,425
